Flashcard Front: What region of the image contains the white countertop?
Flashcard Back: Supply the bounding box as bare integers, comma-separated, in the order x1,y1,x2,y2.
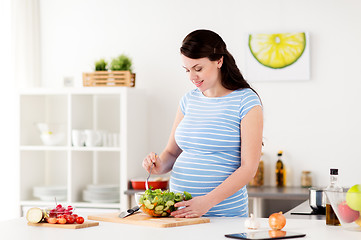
0,214,359,240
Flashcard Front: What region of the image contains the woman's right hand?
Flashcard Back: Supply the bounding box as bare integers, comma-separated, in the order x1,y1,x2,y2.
142,152,163,174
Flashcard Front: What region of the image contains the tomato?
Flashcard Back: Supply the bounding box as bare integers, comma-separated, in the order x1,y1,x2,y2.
76,216,84,224
72,214,78,218
57,217,67,224
66,215,76,224
47,217,57,224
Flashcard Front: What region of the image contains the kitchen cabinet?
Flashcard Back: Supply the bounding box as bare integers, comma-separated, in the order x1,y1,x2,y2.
19,88,147,215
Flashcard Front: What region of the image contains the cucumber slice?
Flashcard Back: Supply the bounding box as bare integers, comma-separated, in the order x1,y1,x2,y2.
164,206,169,211
144,200,154,209
154,210,163,215
165,200,174,206
155,205,164,211
161,212,168,216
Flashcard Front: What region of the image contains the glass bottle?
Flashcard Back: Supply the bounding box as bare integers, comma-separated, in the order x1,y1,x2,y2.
301,171,312,188
249,153,264,187
325,168,342,226
275,150,286,187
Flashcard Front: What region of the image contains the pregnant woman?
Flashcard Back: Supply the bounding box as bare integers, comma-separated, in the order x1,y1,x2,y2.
143,29,263,218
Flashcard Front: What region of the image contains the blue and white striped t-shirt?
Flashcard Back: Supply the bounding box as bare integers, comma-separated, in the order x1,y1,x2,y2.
170,88,262,217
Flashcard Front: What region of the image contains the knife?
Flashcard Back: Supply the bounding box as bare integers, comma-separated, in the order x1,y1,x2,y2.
119,206,140,218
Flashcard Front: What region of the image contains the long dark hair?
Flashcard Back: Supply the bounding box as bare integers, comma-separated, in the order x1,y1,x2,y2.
180,29,255,92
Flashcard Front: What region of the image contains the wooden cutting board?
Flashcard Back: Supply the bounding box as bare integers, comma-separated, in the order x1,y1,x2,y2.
88,212,210,228
27,221,99,229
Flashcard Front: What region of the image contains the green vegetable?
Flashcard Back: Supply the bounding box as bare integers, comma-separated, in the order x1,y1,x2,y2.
139,189,192,217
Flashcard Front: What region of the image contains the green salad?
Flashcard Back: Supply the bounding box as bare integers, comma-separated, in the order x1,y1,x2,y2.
139,189,192,217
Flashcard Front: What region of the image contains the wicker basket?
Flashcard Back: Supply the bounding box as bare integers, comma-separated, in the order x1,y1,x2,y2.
83,71,135,87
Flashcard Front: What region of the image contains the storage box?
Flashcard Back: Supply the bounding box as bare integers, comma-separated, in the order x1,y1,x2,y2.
83,71,135,87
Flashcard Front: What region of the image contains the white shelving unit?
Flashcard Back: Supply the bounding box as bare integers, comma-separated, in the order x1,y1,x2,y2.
19,87,147,215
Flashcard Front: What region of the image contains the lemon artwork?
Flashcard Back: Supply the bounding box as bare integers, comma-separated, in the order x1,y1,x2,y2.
249,32,306,69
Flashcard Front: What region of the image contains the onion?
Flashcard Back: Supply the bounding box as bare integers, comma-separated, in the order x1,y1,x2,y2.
269,230,287,238
268,211,286,230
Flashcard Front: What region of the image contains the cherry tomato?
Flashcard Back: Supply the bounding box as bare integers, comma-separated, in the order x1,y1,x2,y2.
76,216,84,224
66,215,76,224
72,214,78,218
57,217,67,224
47,217,57,224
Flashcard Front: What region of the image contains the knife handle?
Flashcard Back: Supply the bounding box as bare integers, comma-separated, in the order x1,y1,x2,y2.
127,205,140,213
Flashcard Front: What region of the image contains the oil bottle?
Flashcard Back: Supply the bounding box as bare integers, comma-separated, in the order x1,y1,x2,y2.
325,168,342,226
275,150,286,187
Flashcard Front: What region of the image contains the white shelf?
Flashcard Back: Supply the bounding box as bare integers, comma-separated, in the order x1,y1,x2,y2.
20,146,122,152
20,146,68,151
19,88,147,214
71,147,122,152
18,87,129,95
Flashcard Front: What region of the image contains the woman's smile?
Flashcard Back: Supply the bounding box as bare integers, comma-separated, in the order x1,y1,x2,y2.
192,80,204,87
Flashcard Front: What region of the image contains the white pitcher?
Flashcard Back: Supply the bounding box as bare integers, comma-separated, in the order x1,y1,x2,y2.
84,130,102,147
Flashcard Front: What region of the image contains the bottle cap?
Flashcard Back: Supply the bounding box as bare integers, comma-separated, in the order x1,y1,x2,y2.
277,150,283,156
330,168,338,175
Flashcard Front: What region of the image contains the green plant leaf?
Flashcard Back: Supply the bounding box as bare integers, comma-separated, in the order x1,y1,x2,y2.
94,59,108,71
110,54,133,71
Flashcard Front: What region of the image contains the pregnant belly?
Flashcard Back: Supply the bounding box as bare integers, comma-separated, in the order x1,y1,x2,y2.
170,154,238,196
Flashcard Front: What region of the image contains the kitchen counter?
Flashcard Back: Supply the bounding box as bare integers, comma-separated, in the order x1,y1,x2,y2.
247,186,309,200
1,213,359,240
126,186,309,217
126,186,309,200
285,200,326,220
248,186,309,217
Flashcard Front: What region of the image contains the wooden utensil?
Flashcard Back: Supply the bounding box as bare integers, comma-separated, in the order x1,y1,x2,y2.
27,221,99,229
88,212,210,228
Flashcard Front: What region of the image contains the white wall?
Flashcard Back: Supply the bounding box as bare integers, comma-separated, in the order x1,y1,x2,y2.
0,0,19,221
1,0,359,221
37,0,361,188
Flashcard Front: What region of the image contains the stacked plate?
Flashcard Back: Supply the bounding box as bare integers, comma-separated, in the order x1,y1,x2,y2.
83,184,120,203
33,186,67,201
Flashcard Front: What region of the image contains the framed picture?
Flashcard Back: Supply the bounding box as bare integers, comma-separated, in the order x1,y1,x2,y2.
244,32,310,82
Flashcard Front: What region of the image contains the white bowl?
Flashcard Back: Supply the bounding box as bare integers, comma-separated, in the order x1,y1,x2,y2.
326,189,361,231
134,192,145,206
40,133,65,146
86,184,119,192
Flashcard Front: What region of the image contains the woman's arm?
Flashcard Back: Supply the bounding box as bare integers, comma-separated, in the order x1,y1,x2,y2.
172,105,263,218
142,106,184,175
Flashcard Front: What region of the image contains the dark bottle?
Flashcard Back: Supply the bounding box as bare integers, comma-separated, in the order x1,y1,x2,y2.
325,168,341,226
275,150,285,187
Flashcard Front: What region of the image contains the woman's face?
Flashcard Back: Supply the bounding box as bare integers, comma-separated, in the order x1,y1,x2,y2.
181,54,223,93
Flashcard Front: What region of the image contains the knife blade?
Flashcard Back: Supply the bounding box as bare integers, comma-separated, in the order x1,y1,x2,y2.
119,206,140,218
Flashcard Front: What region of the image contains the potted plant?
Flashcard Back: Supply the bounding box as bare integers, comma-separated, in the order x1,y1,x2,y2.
83,54,135,87
110,54,133,72
94,59,108,71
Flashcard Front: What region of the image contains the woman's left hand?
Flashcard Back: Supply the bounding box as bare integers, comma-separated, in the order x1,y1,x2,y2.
170,195,213,218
